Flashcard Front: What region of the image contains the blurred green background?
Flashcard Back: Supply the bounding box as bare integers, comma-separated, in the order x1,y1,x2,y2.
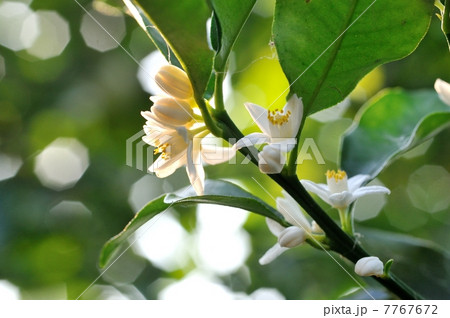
0,0,449,299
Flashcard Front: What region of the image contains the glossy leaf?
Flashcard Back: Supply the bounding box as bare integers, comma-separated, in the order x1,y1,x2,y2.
274,0,434,115
123,0,181,67
124,0,214,98
210,0,257,71
99,180,287,268
341,89,450,178
361,228,450,299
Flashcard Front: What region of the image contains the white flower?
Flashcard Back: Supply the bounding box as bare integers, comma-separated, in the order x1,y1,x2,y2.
141,65,235,195
259,190,314,265
435,78,450,106
355,256,384,277
234,95,303,174
300,170,390,209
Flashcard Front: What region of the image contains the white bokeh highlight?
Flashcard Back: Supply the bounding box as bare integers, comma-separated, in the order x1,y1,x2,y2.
80,9,125,52
34,138,89,191
137,50,169,95
249,287,285,300
26,10,70,60
0,153,22,181
407,165,450,213
193,204,250,275
0,280,20,300
0,1,38,51
158,271,235,300
128,175,165,213
133,213,190,272
49,200,92,219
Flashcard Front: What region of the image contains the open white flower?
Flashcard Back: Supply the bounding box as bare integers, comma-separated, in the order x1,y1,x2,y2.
142,65,235,195
142,113,235,195
259,191,314,265
355,256,384,277
300,170,390,209
234,95,303,174
435,78,450,106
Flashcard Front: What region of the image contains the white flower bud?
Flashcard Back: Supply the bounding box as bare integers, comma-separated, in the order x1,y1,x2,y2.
355,256,384,277
151,97,193,126
258,144,284,174
311,221,324,234
278,226,306,248
155,65,193,100
435,78,450,106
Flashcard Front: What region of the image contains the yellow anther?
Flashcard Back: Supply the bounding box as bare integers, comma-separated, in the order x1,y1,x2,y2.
326,169,347,181
267,109,291,125
154,143,171,159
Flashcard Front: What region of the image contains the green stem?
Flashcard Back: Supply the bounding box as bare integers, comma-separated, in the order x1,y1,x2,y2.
211,71,421,299
338,208,354,236
195,97,222,137
214,72,226,112
216,110,422,299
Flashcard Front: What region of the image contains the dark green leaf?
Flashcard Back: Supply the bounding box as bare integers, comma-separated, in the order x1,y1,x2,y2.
123,0,181,67
360,228,450,299
124,0,214,98
274,0,434,115
99,180,287,268
210,0,257,71
341,89,450,178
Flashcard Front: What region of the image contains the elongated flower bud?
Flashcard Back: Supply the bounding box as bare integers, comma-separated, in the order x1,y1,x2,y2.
155,65,193,100
258,145,284,174
435,78,450,106
151,97,193,126
355,256,384,277
278,226,306,248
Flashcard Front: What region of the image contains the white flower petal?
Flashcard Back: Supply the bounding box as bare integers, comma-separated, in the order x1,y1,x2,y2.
201,145,236,165
352,185,390,200
271,137,297,152
258,243,288,265
278,226,306,248
328,191,354,209
277,191,312,232
186,139,205,195
347,174,370,192
233,132,269,150
283,94,303,137
435,78,450,106
300,180,332,205
258,144,285,174
266,218,285,236
244,102,272,136
150,152,186,178
355,256,384,277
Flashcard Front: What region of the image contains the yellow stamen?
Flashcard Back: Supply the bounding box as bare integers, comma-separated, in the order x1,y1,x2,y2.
153,143,171,159
267,109,291,125
326,169,347,181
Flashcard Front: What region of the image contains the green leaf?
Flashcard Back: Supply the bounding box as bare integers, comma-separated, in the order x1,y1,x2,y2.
341,89,450,178
273,0,434,115
99,180,287,268
123,0,181,67
124,0,214,98
210,0,257,72
360,228,450,299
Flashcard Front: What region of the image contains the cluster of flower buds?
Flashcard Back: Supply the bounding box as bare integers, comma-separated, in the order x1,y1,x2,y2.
150,65,196,127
